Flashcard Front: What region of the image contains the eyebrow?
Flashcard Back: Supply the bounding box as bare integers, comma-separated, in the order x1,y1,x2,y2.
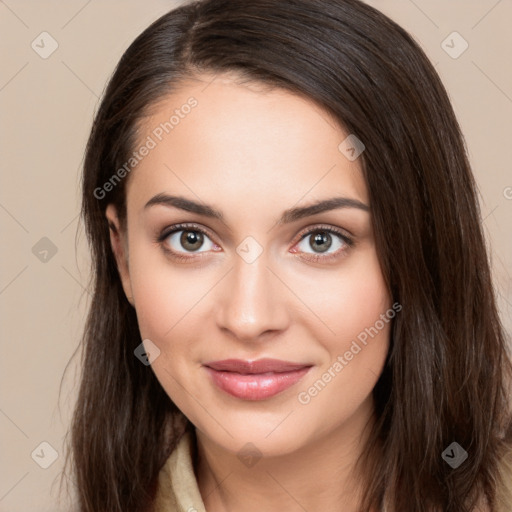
144,193,370,224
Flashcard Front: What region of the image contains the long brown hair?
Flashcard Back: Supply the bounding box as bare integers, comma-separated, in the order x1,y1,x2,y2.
62,0,512,510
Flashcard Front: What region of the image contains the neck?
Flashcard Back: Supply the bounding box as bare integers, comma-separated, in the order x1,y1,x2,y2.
194,395,378,512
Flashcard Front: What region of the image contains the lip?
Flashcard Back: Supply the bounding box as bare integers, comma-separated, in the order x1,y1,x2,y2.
203,358,312,400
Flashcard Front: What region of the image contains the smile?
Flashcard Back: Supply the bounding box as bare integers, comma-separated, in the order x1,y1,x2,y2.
203,358,313,400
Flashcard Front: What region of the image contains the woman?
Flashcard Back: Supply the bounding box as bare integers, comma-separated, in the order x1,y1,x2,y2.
63,0,512,510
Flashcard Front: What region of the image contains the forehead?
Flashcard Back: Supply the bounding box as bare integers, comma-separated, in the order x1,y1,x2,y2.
126,73,368,214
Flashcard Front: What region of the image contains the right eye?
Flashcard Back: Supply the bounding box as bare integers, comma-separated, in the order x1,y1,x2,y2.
157,223,221,260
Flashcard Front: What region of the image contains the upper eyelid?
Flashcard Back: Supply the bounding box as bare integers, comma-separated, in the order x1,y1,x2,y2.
159,222,215,240
296,223,352,240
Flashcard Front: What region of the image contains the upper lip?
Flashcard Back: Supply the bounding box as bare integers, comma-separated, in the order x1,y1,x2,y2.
204,358,311,374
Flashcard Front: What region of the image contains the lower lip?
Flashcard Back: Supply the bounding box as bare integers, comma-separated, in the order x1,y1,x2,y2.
204,366,311,400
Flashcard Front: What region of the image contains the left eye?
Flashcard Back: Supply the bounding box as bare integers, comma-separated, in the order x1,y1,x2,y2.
296,229,348,254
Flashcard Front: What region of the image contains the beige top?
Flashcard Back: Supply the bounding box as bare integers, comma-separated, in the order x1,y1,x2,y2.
153,430,512,512
154,431,206,512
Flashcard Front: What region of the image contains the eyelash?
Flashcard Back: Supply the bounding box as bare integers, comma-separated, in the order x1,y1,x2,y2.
155,222,354,263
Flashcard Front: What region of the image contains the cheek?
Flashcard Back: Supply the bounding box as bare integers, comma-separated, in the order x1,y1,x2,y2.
128,251,206,413
330,262,390,345
294,245,390,351
128,244,211,342
295,248,391,405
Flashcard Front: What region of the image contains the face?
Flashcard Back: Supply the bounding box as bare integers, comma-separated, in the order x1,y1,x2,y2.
106,72,392,457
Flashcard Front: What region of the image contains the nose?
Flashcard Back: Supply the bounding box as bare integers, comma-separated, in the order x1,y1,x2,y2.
214,252,290,343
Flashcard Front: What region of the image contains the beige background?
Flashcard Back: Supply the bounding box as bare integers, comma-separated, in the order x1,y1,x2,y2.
0,1,511,510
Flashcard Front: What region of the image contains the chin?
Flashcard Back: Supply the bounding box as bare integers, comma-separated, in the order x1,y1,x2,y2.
193,408,327,459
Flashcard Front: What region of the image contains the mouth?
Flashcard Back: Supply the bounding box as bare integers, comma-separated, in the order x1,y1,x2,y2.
203,358,313,400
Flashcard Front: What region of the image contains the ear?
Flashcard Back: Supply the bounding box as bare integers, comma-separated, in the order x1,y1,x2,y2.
105,204,134,307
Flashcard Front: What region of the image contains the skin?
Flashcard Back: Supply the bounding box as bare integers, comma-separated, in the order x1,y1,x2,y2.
106,72,391,512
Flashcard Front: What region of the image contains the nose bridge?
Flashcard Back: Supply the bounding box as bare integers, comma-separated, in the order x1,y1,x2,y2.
215,250,288,341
